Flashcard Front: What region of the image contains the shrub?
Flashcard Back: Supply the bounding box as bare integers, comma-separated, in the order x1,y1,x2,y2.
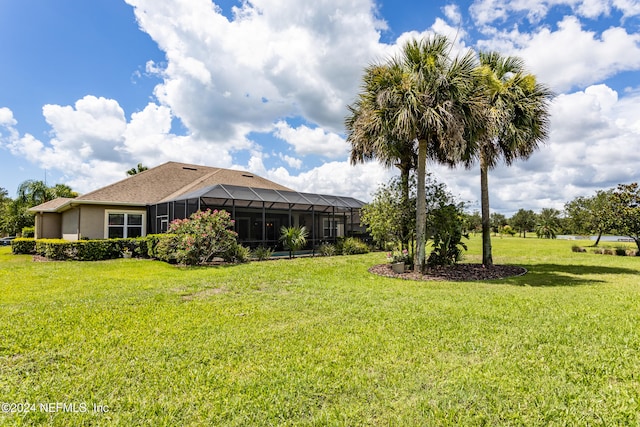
615,246,627,256
427,204,468,266
252,246,273,261
279,226,308,259
169,209,238,265
11,238,36,254
571,245,586,253
223,243,251,263
318,243,336,257
341,237,370,255
149,234,180,263
21,227,35,238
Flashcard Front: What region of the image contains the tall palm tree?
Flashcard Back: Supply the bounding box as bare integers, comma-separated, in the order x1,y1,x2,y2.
346,63,416,251
472,52,553,266
347,35,479,272
395,37,479,272
17,180,52,207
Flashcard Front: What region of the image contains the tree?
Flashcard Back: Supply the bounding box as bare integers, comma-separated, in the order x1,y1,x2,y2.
610,183,640,253
350,36,478,272
510,209,536,238
470,52,553,266
490,212,507,235
536,208,561,239
127,163,148,176
346,63,416,251
564,190,614,245
17,180,52,206
279,225,309,259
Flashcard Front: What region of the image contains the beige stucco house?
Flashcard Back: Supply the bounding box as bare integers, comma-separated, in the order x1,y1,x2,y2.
29,162,365,248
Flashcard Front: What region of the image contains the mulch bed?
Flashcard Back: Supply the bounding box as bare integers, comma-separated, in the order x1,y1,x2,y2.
369,263,527,282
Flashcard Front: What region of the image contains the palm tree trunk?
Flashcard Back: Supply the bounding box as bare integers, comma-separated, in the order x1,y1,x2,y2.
415,138,427,273
399,162,411,251
480,152,493,267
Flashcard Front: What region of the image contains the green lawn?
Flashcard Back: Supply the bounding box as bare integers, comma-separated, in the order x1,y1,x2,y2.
1,236,639,426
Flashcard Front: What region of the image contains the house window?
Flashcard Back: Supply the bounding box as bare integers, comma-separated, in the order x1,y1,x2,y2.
106,211,145,238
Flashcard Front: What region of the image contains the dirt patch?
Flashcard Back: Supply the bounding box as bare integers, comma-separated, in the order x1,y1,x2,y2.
181,287,227,300
369,263,527,282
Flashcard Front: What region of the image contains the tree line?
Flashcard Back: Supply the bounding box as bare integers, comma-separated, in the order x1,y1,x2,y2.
0,180,78,236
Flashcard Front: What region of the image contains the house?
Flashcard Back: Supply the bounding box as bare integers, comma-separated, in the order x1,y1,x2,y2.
29,162,366,248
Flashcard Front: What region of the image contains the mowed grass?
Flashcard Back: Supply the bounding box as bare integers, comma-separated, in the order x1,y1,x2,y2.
1,236,639,426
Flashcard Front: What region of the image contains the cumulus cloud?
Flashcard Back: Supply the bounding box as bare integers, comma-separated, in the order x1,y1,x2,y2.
477,16,640,92
273,121,348,158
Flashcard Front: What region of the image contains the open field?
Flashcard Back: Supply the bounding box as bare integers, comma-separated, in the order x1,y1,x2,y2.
1,236,639,425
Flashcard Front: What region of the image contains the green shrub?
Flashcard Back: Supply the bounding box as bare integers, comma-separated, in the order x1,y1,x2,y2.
223,243,251,264
35,239,70,260
11,238,36,254
341,237,369,255
21,227,35,238
571,245,586,253
150,234,180,263
318,243,336,257
252,246,273,261
615,246,627,256
427,204,468,266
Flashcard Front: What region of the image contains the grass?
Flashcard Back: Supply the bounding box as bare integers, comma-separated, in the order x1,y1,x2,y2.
1,236,640,425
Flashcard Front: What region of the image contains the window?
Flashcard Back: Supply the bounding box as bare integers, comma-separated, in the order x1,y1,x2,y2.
106,211,145,238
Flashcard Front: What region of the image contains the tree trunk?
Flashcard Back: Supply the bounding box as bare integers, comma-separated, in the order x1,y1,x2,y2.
415,138,427,273
594,231,602,247
480,152,493,267
399,162,411,252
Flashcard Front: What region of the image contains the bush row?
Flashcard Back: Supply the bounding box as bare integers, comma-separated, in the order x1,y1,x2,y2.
318,237,370,256
12,237,149,261
572,244,638,256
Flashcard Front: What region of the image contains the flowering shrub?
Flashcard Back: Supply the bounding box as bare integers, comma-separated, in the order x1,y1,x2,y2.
168,209,238,265
387,249,410,264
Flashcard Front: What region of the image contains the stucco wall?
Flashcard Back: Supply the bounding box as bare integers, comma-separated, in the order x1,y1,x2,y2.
61,208,80,241
35,213,63,239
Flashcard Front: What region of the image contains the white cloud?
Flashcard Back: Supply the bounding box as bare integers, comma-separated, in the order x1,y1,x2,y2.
273,121,348,158
278,153,302,169
477,16,640,92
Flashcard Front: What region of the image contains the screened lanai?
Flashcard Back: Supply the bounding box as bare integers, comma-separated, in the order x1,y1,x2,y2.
147,184,367,249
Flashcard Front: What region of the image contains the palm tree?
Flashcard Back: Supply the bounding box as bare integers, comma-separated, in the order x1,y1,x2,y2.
472,52,553,266
536,208,561,239
346,63,416,251
394,37,479,272
17,180,52,207
127,163,148,176
279,225,308,259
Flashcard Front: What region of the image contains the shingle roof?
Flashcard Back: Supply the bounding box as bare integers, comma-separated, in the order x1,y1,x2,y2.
27,198,75,213
76,161,293,205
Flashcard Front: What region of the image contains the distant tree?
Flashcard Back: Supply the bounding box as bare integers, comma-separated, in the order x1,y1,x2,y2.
490,213,507,235
17,180,52,206
536,208,562,239
564,190,614,246
50,183,78,199
127,163,148,176
610,183,640,253
464,210,482,235
510,209,537,238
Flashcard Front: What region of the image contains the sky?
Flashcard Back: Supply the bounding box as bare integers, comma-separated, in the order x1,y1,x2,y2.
1,0,640,216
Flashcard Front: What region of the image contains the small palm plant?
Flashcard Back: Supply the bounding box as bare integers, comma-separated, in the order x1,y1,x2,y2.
279,226,308,259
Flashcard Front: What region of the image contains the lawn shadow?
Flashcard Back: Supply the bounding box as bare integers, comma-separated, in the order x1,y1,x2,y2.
495,263,639,287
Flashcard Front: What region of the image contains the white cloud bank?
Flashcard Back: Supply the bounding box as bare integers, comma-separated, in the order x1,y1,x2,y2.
2,0,640,214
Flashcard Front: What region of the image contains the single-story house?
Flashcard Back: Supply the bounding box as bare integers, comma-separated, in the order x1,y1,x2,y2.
29,162,366,249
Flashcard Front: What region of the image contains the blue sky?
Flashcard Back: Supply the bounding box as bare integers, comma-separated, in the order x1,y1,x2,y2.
2,0,640,215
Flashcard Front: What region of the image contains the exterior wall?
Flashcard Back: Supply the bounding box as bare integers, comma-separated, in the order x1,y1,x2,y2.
61,208,80,241
59,205,147,240
35,212,63,239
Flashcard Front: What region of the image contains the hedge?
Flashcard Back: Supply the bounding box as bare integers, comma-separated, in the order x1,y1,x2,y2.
11,238,36,255
12,238,150,261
